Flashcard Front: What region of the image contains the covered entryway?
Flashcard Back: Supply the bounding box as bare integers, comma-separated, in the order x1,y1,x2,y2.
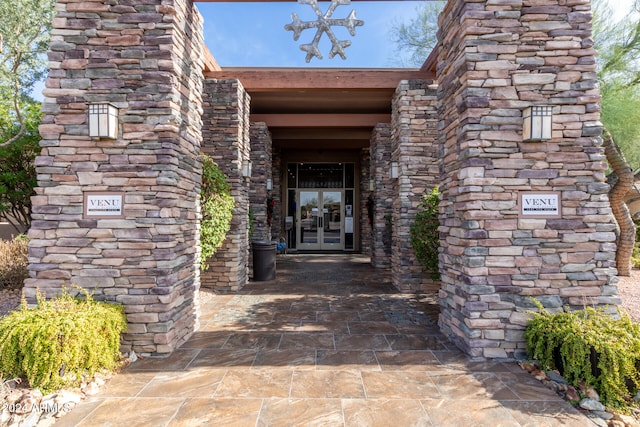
28,0,619,361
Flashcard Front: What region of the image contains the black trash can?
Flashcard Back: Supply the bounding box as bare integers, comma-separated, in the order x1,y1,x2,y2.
252,240,276,281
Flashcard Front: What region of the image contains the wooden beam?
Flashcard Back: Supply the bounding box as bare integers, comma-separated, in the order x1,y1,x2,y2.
251,113,389,127
206,68,433,90
421,47,439,73
203,46,221,72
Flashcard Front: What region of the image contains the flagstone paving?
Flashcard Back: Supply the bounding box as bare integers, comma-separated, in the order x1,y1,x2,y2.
57,254,592,426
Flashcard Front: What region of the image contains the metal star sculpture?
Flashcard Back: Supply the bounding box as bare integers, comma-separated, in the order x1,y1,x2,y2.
285,0,364,63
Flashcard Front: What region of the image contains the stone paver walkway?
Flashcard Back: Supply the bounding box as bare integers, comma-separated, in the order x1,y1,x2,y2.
57,254,592,426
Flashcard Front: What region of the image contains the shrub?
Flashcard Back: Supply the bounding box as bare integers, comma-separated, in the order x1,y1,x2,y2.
409,188,441,280
525,302,640,408
0,288,127,393
633,245,640,269
200,154,234,270
0,235,28,289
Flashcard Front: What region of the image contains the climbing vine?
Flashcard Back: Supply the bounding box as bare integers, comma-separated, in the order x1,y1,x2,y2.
199,154,234,270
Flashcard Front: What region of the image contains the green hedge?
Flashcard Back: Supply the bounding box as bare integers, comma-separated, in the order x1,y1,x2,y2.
0,289,127,393
199,155,234,270
525,302,640,408
409,188,441,280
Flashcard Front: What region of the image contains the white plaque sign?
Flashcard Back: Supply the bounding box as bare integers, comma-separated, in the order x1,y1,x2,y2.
519,192,561,218
345,217,354,233
84,192,124,218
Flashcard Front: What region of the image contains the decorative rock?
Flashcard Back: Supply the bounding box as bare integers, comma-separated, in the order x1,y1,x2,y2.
532,369,548,381
546,370,567,384
565,385,580,402
81,381,100,396
580,398,606,412
519,361,537,373
586,414,608,427
592,411,613,421
585,387,601,401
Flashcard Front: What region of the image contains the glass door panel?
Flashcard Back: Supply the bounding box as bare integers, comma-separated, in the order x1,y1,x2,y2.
297,190,343,250
322,191,342,248
298,191,319,249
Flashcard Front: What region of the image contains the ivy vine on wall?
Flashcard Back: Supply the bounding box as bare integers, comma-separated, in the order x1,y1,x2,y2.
199,154,234,270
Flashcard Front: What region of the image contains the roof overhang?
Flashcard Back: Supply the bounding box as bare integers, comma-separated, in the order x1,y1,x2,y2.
205,67,436,149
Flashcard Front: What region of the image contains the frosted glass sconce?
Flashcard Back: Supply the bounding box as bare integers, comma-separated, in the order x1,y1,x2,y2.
390,161,399,179
241,161,252,177
88,103,118,139
523,106,552,141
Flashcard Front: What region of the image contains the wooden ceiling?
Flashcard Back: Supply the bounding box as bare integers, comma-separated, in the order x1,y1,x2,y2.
205,67,436,149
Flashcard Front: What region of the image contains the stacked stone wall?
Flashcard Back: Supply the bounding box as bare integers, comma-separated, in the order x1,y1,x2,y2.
249,122,273,243
370,124,393,268
390,80,440,293
359,148,371,254
437,0,618,359
28,0,206,355
271,148,283,244
201,79,251,291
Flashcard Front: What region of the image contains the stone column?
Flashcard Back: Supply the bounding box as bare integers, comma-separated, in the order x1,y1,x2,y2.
359,147,371,254
249,122,273,243
201,79,251,292
391,80,440,293
271,148,283,244
369,124,393,268
437,0,618,359
28,0,205,356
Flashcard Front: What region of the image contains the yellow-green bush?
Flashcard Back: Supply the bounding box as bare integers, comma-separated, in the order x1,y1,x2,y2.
632,245,640,269
0,288,127,393
0,236,28,289
525,302,640,409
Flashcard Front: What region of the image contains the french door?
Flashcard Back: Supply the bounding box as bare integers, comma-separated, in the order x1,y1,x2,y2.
297,190,343,250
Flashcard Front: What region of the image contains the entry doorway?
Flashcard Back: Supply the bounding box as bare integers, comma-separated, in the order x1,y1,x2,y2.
285,161,357,252
297,190,343,250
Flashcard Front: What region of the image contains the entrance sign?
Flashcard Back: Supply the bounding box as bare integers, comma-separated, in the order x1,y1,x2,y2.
84,192,124,218
519,192,561,218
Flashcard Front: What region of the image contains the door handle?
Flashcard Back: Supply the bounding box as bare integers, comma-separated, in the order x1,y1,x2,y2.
318,216,323,228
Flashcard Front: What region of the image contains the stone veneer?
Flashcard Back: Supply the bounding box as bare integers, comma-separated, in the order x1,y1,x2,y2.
390,81,440,293
436,0,618,359
29,0,206,355
200,79,251,292
369,124,393,268
271,148,283,244
249,122,273,244
359,148,372,254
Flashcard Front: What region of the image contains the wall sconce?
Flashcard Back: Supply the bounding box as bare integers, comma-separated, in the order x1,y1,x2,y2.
241,160,252,177
523,106,553,141
266,178,273,190
369,178,375,191
390,161,399,179
88,103,118,139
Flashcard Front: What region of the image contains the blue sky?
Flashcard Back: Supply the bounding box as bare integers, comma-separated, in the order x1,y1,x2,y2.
195,0,635,68
196,1,429,68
